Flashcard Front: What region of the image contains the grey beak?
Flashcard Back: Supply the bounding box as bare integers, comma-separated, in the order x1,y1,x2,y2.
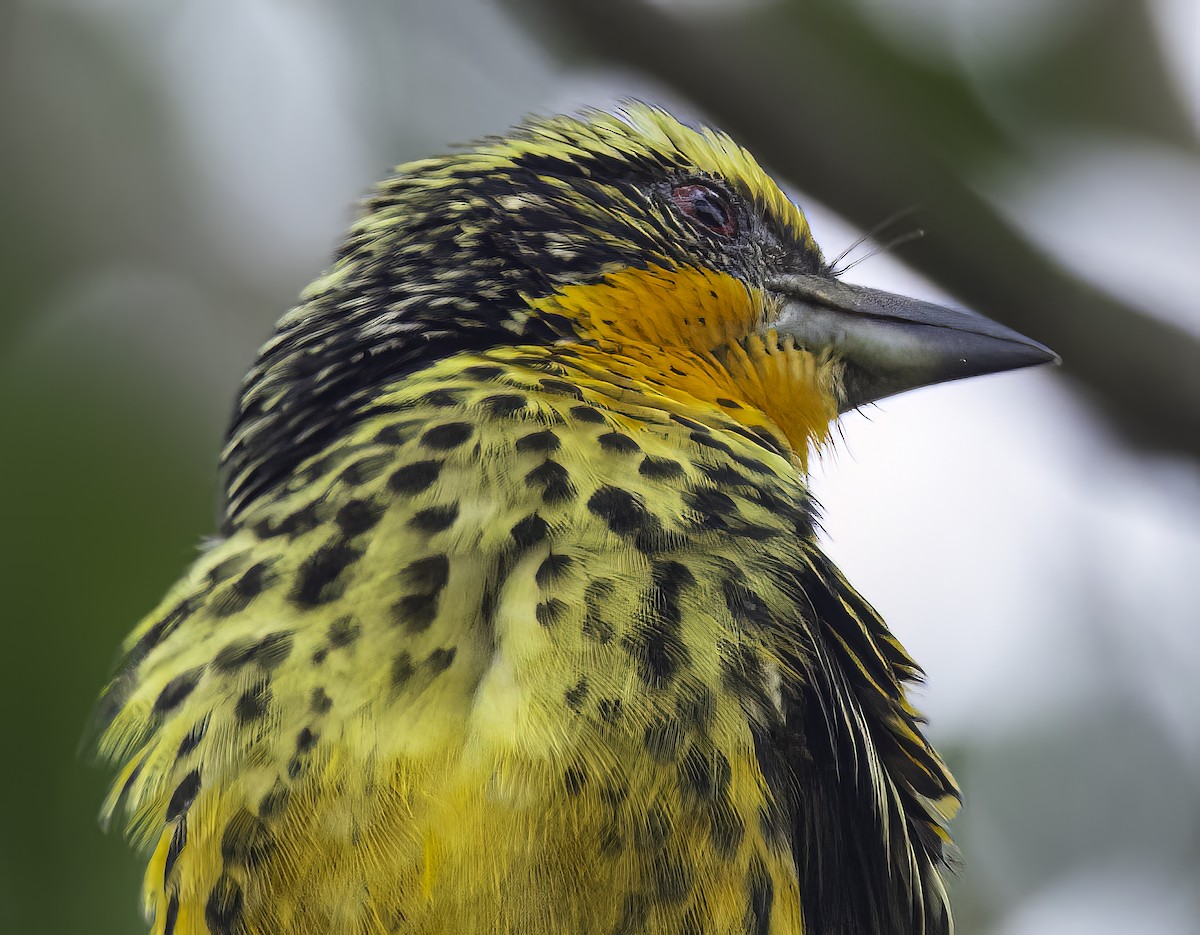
766,273,1060,412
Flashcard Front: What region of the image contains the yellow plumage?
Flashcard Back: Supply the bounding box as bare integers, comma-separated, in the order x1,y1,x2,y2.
98,104,1053,933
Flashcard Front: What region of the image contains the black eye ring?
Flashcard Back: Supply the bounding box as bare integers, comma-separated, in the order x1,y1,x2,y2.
669,183,738,238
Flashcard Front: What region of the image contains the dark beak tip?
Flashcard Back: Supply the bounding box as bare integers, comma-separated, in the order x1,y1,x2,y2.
965,337,1060,382
1015,339,1061,370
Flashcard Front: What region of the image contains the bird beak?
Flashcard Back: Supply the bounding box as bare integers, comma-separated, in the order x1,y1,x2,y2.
765,272,1060,412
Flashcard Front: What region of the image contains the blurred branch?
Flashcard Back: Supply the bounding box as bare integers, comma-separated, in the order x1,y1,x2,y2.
504,0,1200,457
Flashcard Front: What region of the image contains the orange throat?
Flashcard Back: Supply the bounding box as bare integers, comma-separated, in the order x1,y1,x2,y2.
527,265,843,467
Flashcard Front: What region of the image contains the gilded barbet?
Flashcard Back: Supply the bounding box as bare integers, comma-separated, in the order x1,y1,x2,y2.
97,106,1056,934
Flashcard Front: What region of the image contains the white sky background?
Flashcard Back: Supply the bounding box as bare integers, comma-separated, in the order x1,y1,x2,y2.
19,0,1199,931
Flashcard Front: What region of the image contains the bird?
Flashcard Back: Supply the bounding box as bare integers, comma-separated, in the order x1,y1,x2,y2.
96,104,1057,935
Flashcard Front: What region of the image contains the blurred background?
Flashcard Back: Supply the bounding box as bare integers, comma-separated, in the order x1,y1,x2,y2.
2,0,1197,932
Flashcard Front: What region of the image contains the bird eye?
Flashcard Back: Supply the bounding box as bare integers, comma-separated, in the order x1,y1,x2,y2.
670,183,738,238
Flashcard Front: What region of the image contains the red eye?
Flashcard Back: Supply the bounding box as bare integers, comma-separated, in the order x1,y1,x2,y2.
670,183,738,238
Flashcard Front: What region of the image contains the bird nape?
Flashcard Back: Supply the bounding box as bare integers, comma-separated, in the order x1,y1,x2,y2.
96,104,1056,935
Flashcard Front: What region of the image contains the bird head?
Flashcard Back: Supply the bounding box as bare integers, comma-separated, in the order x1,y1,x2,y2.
223,104,1056,524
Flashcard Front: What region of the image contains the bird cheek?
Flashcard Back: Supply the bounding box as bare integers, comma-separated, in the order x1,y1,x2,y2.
526,264,759,355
